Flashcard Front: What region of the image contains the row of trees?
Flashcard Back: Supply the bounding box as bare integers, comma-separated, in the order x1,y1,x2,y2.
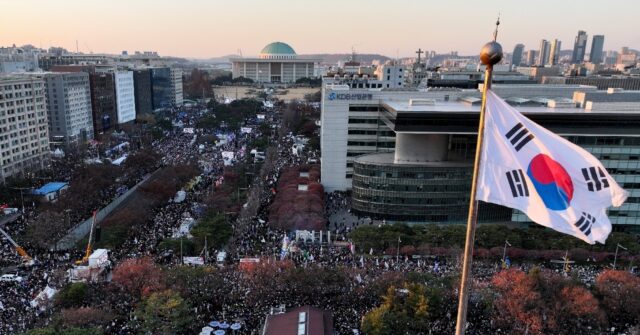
27,254,640,335
269,165,325,230
21,148,166,249
281,100,319,137
38,258,235,335
94,164,199,249
350,223,640,258
361,268,640,335
183,69,214,99
199,98,263,131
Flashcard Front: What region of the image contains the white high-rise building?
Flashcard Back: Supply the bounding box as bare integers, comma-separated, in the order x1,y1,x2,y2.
170,68,183,106
0,74,50,183
44,72,93,147
548,39,561,66
374,62,405,88
114,71,136,124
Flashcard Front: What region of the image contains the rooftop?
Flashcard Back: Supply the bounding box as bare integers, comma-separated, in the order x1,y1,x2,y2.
355,152,472,167
32,182,68,195
382,98,640,115
263,306,332,335
260,42,296,55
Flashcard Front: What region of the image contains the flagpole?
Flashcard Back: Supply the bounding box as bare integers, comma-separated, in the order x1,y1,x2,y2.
455,18,503,335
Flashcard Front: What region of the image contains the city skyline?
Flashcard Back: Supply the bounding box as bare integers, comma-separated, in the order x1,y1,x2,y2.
2,0,639,59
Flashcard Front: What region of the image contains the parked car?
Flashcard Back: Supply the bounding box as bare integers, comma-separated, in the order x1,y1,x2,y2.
2,208,19,215
0,274,23,282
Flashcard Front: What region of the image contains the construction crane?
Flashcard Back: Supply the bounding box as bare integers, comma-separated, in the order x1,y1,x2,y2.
75,211,98,265
0,227,33,265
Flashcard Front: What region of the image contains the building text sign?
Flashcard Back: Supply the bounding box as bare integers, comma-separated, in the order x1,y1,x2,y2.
328,92,373,101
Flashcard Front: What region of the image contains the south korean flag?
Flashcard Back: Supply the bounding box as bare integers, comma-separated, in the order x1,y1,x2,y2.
477,90,628,244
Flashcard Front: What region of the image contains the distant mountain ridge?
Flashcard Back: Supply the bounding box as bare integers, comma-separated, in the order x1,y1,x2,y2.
303,53,393,64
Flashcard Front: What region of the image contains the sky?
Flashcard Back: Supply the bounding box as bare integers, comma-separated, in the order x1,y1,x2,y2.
1,0,639,59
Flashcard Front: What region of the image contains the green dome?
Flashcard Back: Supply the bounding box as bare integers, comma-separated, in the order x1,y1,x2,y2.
260,42,296,55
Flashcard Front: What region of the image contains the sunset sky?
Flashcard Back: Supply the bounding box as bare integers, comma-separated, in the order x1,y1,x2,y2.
2,0,638,59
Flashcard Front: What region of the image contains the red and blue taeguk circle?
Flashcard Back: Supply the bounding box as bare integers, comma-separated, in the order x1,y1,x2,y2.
526,154,574,211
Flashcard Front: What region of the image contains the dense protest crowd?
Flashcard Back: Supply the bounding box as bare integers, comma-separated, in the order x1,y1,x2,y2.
1,97,638,335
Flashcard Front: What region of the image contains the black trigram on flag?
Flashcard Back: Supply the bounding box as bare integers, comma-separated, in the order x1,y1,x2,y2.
506,169,529,197
582,166,610,192
574,212,595,236
505,122,535,152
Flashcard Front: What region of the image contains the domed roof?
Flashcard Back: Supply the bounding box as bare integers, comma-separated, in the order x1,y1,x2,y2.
260,42,296,55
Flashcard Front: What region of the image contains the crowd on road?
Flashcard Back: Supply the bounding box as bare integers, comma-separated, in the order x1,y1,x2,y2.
1,98,638,335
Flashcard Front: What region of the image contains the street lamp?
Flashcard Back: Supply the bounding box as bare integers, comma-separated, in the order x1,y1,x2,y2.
10,187,30,214
502,240,511,264
613,243,628,270
396,236,401,263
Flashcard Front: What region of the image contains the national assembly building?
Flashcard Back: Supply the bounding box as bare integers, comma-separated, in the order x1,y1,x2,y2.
230,42,319,84
320,80,640,229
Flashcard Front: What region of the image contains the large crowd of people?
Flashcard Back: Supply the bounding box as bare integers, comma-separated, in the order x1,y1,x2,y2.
0,98,637,335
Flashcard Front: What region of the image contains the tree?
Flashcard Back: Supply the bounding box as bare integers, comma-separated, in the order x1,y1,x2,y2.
124,148,161,176
135,289,193,335
184,69,213,99
361,283,431,335
303,90,322,102
25,327,103,335
26,210,67,248
60,307,113,328
490,268,605,335
165,266,232,310
55,282,89,308
190,213,232,252
112,257,164,299
595,270,640,326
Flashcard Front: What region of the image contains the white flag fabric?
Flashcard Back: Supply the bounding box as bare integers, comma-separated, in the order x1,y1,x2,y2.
477,90,628,244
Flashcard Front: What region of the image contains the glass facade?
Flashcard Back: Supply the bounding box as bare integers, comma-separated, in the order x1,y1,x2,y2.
351,153,512,223
133,69,153,115
151,68,172,110
351,135,640,228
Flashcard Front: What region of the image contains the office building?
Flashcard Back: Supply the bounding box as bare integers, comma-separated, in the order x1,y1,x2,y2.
537,40,550,66
88,71,117,133
170,68,183,107
374,61,405,88
114,71,136,124
617,47,637,66
320,83,640,227
511,44,524,67
38,53,109,71
44,72,93,147
133,69,153,115
321,84,474,192
230,42,319,83
589,35,605,64
515,66,561,82
542,76,640,90
0,75,50,183
572,30,588,64
573,88,640,108
525,50,537,66
0,47,39,73
52,65,137,129
548,39,561,66
151,67,172,110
